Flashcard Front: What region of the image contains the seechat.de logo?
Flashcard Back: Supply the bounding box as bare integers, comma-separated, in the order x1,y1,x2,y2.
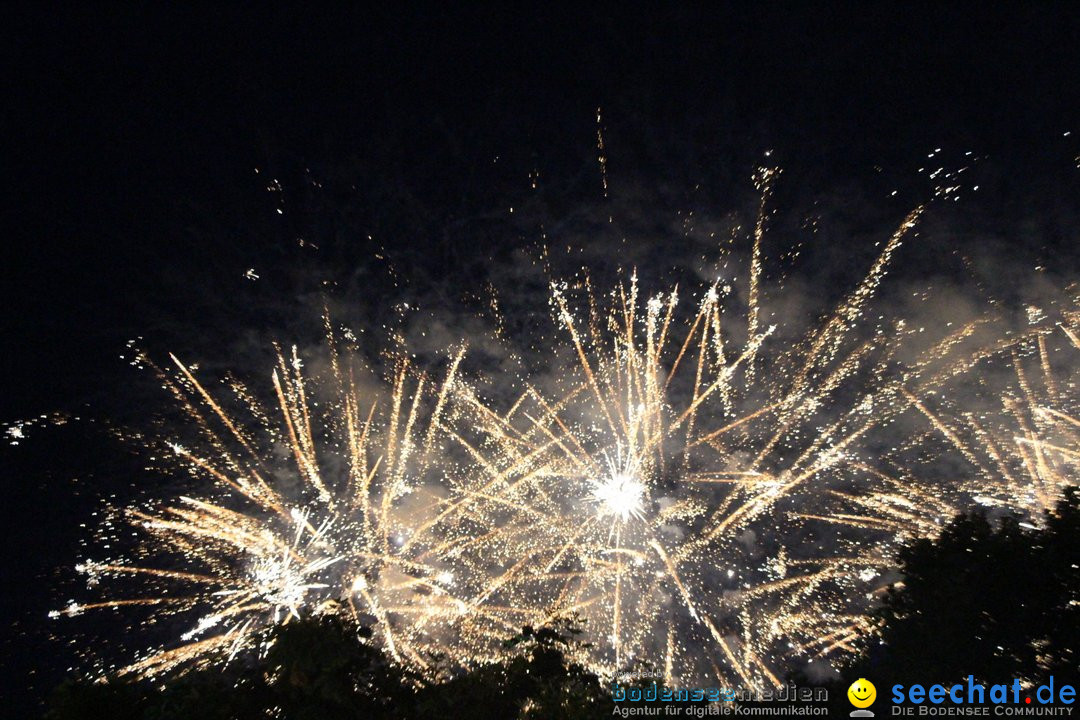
890,676,1076,708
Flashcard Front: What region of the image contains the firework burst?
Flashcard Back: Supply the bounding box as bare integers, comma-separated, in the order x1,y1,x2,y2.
55,173,1075,692
54,326,544,678
56,193,929,689
442,204,935,688
790,295,1080,674
816,297,1080,542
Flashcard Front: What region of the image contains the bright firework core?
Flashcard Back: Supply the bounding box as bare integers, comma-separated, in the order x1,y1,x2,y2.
591,452,648,522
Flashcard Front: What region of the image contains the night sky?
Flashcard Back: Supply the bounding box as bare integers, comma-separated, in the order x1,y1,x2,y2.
3,5,1080,714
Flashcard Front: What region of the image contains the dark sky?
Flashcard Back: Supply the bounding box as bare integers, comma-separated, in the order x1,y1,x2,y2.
5,4,1080,409
2,4,1080,713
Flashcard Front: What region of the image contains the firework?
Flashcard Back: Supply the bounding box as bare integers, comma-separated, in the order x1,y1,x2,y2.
56,172,1074,692
55,193,928,688
817,302,1080,540
785,297,1080,677
441,205,933,689
53,326,546,678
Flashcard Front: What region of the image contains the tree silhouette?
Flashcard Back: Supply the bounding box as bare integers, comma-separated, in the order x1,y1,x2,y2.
265,615,417,719
45,615,617,719
797,485,1080,718
45,678,146,720
413,618,615,720
864,487,1079,687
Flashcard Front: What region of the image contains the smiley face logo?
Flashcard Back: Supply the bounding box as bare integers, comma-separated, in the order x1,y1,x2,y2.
847,678,876,708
